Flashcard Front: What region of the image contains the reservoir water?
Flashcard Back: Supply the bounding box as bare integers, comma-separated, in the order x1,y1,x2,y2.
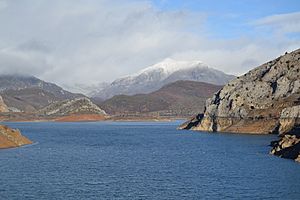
0,121,299,199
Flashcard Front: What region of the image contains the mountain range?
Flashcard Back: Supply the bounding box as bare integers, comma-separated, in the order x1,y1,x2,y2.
92,58,234,100
0,59,235,120
0,75,84,112
99,80,222,117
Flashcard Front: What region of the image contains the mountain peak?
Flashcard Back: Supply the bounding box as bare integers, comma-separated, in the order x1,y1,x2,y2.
92,59,234,99
139,58,207,75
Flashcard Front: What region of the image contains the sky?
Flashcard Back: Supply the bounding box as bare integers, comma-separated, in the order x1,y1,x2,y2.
0,0,299,91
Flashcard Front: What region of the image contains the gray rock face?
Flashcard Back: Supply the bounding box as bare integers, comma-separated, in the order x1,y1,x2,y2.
280,105,300,119
278,105,300,135
92,59,235,100
270,105,300,162
180,49,300,134
270,134,300,163
179,48,300,162
39,97,106,116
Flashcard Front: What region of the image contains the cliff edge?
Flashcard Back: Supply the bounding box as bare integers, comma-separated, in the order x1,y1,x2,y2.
270,105,300,162
179,48,300,162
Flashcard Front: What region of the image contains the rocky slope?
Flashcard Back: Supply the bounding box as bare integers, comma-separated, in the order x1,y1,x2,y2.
0,125,32,149
179,49,300,162
92,58,234,100
0,97,32,148
99,80,222,117
0,96,8,112
39,97,106,117
0,75,84,112
270,105,300,162
271,134,300,162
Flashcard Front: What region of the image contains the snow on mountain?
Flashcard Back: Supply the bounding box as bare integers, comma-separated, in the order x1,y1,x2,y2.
139,58,206,75
92,58,235,100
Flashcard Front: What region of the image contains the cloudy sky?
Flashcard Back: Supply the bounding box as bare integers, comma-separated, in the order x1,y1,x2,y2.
0,0,299,91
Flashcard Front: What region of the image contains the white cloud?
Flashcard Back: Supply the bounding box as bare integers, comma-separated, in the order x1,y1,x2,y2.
0,0,299,92
0,47,51,75
172,41,299,75
0,0,7,10
253,12,300,34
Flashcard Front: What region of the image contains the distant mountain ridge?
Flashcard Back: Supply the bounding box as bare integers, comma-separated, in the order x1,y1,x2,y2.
99,80,222,117
0,75,84,112
0,75,107,122
92,58,235,100
0,75,83,98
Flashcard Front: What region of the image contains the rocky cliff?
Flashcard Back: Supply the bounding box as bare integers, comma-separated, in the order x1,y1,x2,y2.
0,125,32,149
179,48,300,162
270,134,300,162
270,105,300,162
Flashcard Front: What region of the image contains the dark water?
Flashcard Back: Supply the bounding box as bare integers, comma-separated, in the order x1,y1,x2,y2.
0,121,299,200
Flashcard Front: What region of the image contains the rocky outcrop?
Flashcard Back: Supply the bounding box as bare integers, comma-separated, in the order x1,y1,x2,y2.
278,105,300,135
179,49,300,162
270,105,300,162
179,49,300,134
0,96,9,112
270,135,300,162
0,125,32,149
39,97,107,117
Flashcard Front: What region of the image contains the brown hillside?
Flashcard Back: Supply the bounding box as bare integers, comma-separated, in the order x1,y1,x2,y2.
99,80,222,117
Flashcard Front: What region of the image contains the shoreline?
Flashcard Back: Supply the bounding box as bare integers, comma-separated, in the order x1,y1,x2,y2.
0,113,188,123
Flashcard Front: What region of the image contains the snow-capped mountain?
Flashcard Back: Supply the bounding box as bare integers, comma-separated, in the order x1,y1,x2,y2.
92,58,235,100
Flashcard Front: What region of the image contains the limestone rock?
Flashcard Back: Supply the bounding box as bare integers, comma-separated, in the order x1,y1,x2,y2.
270,106,300,162
178,49,300,163
179,48,300,134
278,105,300,135
270,134,300,163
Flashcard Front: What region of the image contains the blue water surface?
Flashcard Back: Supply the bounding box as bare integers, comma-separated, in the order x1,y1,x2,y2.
0,121,299,200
